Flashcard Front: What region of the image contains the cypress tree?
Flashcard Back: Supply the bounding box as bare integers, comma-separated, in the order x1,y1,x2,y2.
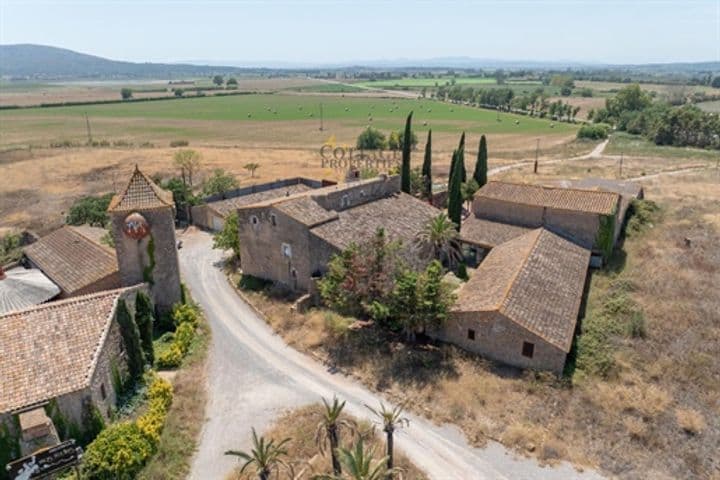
473,134,488,187
457,132,467,182
447,150,463,230
116,299,144,382
135,292,155,365
401,111,413,193
421,130,432,200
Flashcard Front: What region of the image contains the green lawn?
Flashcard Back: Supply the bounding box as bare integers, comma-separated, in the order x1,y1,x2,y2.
0,93,577,136
606,132,720,161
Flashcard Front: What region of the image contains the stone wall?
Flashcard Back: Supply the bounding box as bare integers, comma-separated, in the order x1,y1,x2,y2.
473,197,544,227
238,207,315,291
72,271,122,298
430,311,568,374
543,209,601,250
112,207,181,312
312,175,400,212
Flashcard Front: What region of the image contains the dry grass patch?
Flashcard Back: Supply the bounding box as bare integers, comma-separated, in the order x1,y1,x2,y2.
675,408,706,435
226,404,427,480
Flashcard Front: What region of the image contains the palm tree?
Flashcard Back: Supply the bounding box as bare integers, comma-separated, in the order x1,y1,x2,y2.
365,402,409,474
225,428,290,480
415,213,463,267
316,396,357,476
313,439,396,480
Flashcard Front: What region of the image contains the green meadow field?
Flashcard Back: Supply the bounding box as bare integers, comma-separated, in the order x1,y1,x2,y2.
0,93,576,149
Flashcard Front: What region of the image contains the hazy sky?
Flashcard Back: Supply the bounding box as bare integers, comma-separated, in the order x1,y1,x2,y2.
1,0,718,65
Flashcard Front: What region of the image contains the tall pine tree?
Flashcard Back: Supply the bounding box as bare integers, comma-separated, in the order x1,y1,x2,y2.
447,149,463,231
116,299,144,382
134,292,155,366
473,134,488,187
457,132,467,182
421,130,432,200
401,111,413,193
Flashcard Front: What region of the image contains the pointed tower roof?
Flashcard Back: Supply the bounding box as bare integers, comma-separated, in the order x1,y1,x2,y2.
108,165,174,212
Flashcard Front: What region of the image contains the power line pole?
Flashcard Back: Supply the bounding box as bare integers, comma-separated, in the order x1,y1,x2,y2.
319,103,324,131
84,112,92,144
533,138,539,174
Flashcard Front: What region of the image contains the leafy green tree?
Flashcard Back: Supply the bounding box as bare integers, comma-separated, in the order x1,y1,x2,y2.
173,149,202,187
712,76,720,88
401,111,413,193
455,132,467,182
162,177,198,210
473,134,488,187
174,88,184,97
213,75,224,87
356,127,387,150
415,213,462,266
134,292,155,366
224,429,289,480
66,193,114,227
213,211,240,260
227,77,238,88
121,88,133,100
447,149,463,230
244,162,260,178
315,396,357,476
202,169,239,198
365,402,409,473
387,131,401,151
421,130,432,200
462,179,480,208
0,232,23,265
116,299,144,383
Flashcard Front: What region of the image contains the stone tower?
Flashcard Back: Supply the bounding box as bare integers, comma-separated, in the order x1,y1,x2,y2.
108,166,182,312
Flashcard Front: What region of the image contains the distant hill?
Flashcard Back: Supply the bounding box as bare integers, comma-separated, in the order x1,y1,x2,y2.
0,44,250,80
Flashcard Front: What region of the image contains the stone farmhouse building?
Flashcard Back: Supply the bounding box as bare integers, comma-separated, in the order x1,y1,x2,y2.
464,181,622,263
0,286,146,453
237,175,439,291
192,177,334,231
430,228,590,374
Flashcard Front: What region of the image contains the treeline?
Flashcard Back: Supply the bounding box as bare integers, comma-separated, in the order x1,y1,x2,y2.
591,84,720,149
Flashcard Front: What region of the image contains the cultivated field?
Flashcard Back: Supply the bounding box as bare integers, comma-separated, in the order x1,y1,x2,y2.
0,92,576,150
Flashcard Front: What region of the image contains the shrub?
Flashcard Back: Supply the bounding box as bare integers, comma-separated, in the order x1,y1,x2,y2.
155,344,183,369
82,422,154,479
169,139,189,147
172,303,199,328
238,274,271,291
0,232,23,265
577,124,609,140
66,193,114,227
137,376,173,444
356,127,387,150
323,312,353,338
626,199,661,237
675,408,706,435
174,322,195,354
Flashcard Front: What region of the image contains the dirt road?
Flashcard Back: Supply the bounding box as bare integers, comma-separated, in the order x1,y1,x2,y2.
179,229,602,480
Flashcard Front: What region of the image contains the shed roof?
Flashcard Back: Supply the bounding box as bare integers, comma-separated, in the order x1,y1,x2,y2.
108,166,174,212
23,226,119,296
475,181,619,215
453,228,589,351
0,286,138,414
460,217,532,248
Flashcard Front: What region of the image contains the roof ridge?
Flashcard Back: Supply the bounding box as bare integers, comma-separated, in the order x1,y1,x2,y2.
0,284,142,319
482,179,619,198
84,290,126,389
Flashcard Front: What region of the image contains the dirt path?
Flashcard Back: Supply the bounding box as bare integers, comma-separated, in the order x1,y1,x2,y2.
179,230,603,480
626,165,712,182
489,139,609,175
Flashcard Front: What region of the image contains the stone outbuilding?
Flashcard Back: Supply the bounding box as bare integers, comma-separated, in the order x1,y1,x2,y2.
0,285,147,442
431,228,590,374
23,225,120,298
469,181,621,260
237,175,439,291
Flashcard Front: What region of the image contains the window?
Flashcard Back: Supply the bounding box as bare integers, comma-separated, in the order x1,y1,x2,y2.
100,383,107,400
250,215,259,225
270,214,277,226
291,269,297,278
341,194,350,208
467,329,476,341
360,190,366,198
522,341,535,358
281,243,292,258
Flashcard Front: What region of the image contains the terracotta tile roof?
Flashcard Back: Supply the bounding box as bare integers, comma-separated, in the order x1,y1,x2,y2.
108,166,174,212
276,195,339,227
460,217,532,248
209,184,312,218
453,228,589,351
310,193,440,251
475,181,620,215
23,226,119,295
0,287,137,414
